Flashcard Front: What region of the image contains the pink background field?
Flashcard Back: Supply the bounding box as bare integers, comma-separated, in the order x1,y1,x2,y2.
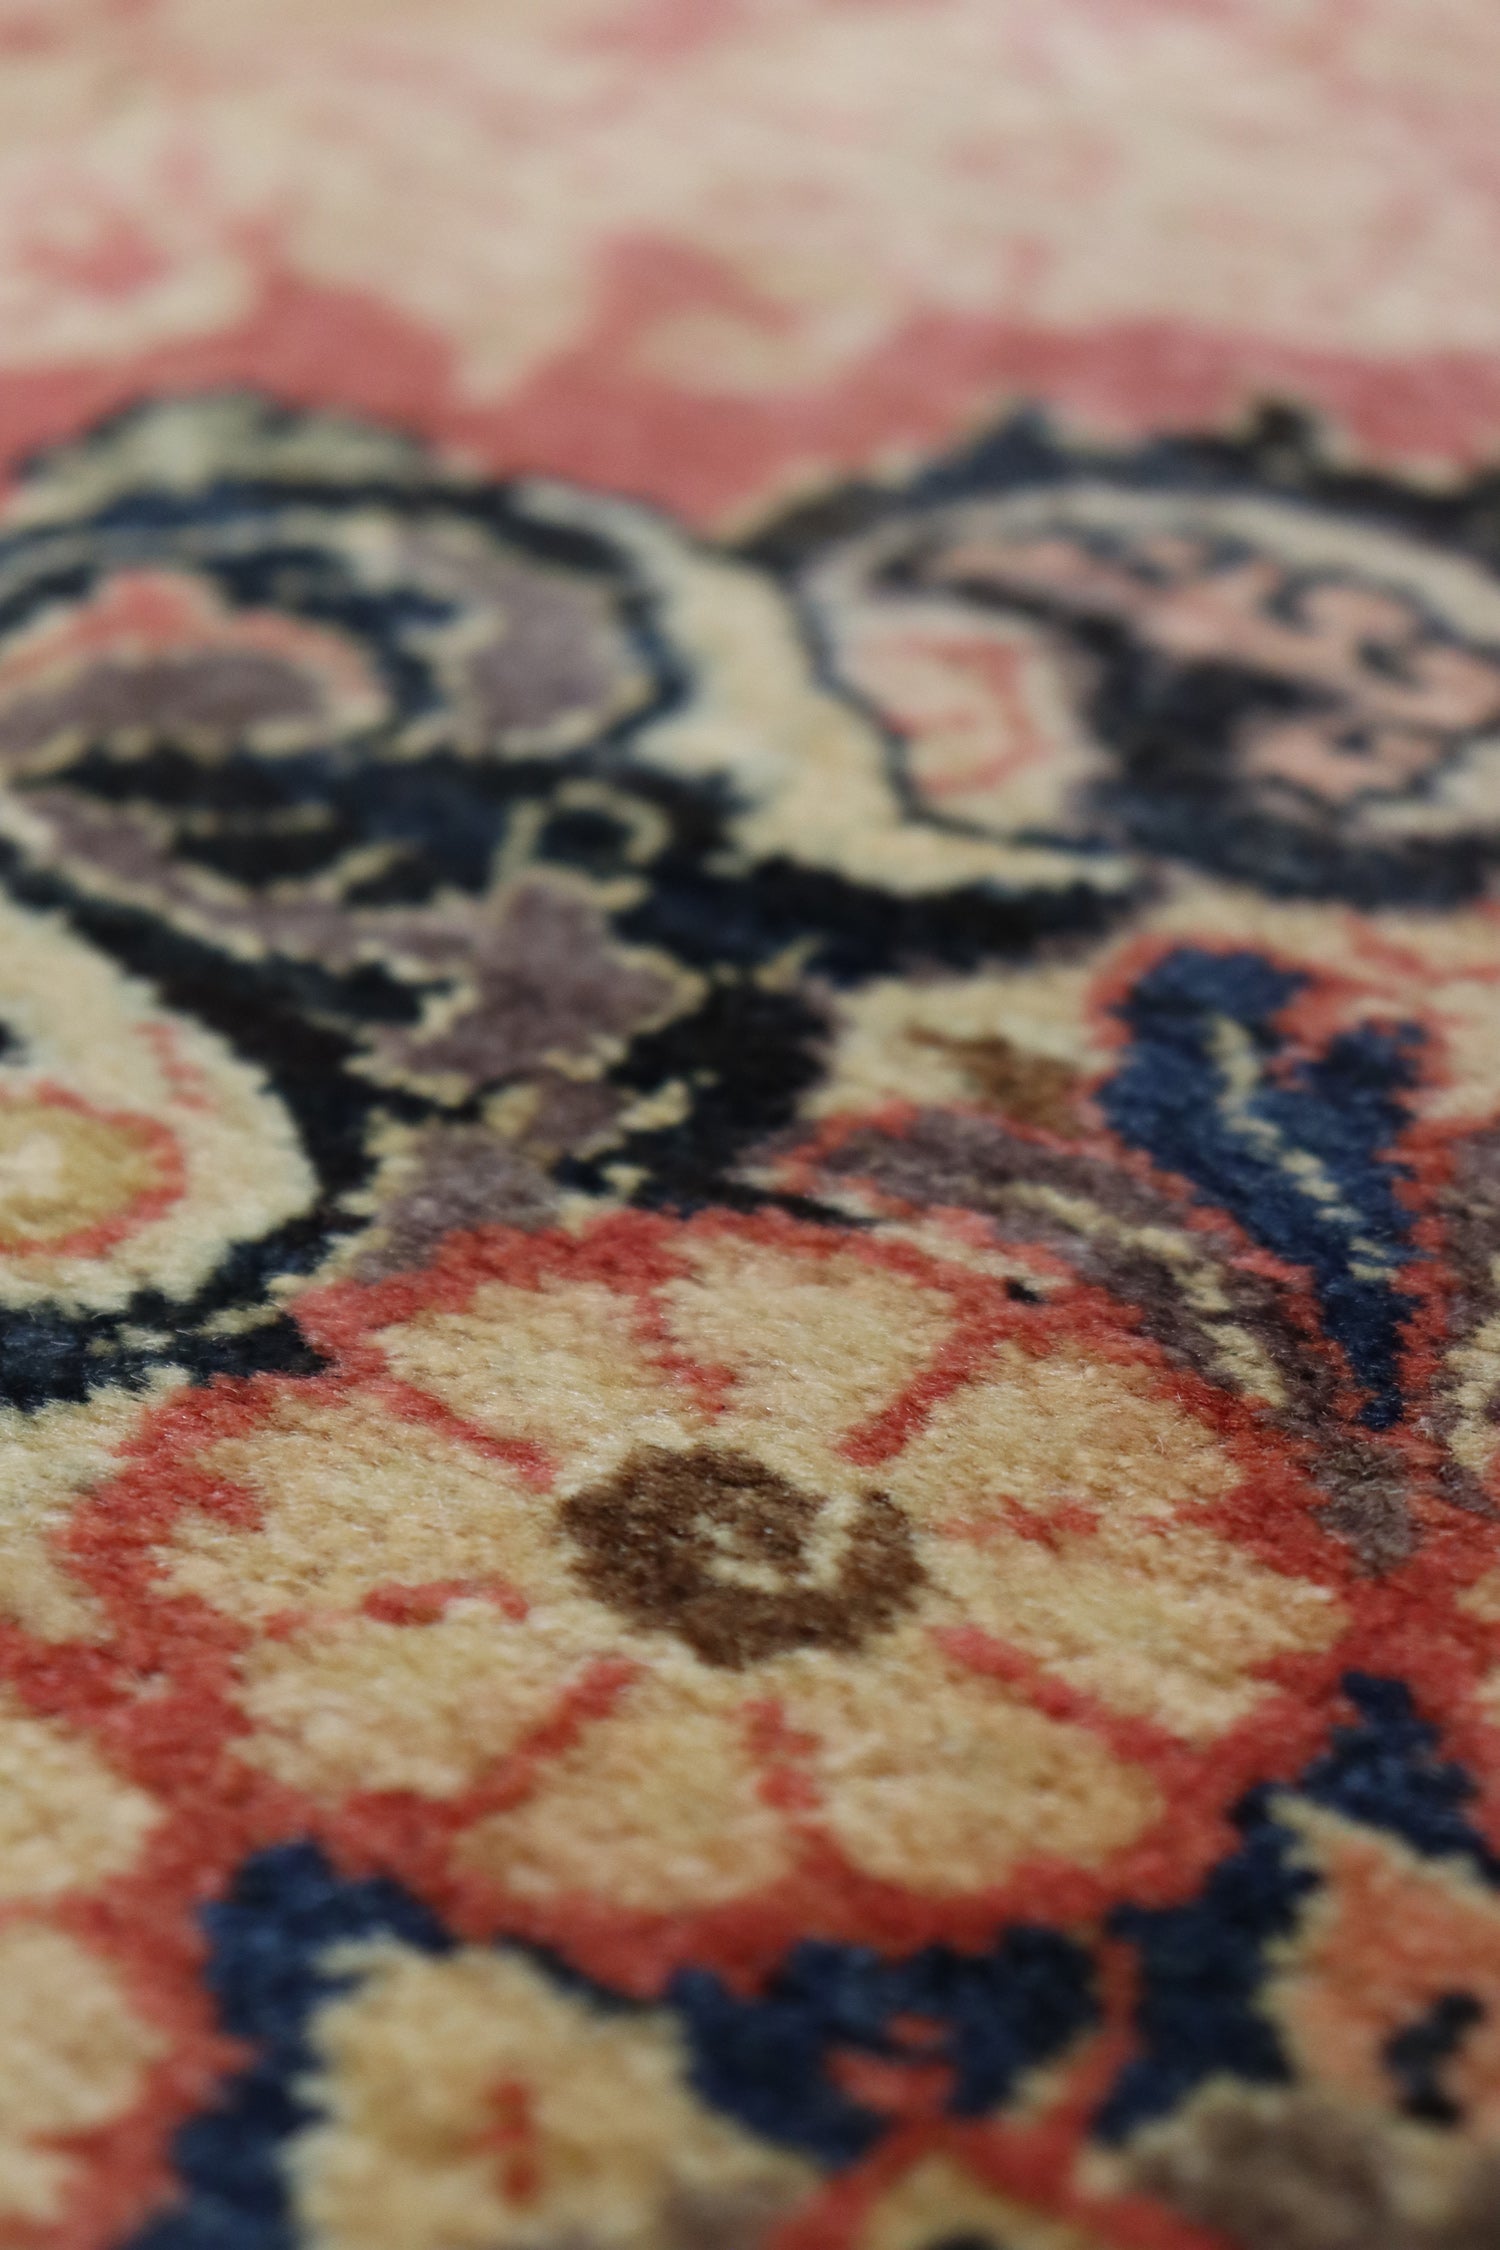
4,0,1500,523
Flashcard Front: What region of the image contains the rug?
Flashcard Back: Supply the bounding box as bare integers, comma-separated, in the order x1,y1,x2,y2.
9,6,1500,2248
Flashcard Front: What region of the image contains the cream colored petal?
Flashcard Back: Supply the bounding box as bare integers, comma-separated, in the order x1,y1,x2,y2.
290,1941,814,2250
0,1697,160,1900
771,1630,1160,1893
860,2156,1109,2250
1460,1568,1500,1624
0,1926,164,2223
807,961,1108,1120
0,890,314,1314
662,1236,954,1491
0,1380,179,1641
233,1604,602,1801
165,1390,577,1621
933,1517,1342,1742
883,1341,1239,1527
457,1668,791,1912
375,1278,701,1484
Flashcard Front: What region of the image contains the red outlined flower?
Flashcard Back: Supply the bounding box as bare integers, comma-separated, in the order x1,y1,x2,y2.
44,1207,1364,2003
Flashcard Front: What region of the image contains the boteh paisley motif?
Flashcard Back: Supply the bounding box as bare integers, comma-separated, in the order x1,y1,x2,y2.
795,456,1500,905
10,396,1500,2250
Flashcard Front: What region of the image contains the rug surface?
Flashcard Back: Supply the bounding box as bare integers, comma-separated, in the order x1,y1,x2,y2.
12,6,1500,2249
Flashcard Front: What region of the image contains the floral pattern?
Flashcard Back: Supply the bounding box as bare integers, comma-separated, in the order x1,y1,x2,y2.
5,384,1500,2248
4,8,1500,2226
97,1210,1340,1935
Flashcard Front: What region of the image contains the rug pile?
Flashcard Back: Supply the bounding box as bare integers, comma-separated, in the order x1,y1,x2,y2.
6,6,1500,2248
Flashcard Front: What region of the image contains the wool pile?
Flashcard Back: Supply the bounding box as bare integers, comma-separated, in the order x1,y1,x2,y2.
7,6,1500,2247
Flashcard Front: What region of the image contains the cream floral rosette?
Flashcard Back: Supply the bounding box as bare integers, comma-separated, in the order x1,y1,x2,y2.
132,1209,1348,1948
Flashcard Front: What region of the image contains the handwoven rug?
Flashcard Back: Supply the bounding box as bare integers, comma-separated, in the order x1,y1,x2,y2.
12,6,1500,2248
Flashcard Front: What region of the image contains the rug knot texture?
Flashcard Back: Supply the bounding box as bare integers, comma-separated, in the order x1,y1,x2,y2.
5,8,1500,2249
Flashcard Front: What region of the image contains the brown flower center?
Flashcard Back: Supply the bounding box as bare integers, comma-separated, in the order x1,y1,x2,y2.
560,1445,924,1668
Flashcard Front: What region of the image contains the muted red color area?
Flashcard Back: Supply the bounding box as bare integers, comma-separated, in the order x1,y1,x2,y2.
4,258,1500,533
5,1190,1499,2242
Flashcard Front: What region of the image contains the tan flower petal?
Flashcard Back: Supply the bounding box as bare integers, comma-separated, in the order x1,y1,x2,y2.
0,888,314,1314
0,1927,164,2223
883,1341,1239,1526
0,1696,160,1900
457,1668,791,1913
807,961,1108,1122
291,1942,813,2250
663,1236,954,1490
0,1381,179,1641
933,1517,1342,1741
1460,1567,1500,1625
165,1391,575,1621
772,1631,1160,1893
859,2155,1108,2250
375,1278,701,1483
234,1605,599,1801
